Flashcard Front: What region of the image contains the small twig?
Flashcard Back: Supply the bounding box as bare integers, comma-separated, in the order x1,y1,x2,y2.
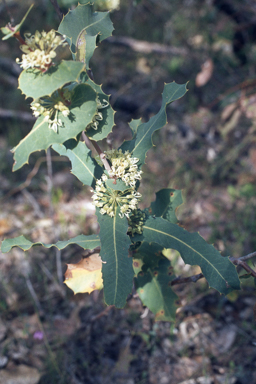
46,149,54,217
82,131,112,172
56,248,63,284
231,259,256,278
81,131,93,150
170,251,256,287
93,140,112,172
46,149,64,285
21,189,44,218
1,156,68,201
230,251,256,263
90,305,114,321
39,262,65,297
25,275,43,313
50,0,63,21
171,273,204,286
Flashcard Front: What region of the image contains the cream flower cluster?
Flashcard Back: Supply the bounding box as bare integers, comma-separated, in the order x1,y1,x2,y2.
105,149,142,188
16,30,66,71
92,150,143,218
30,88,71,133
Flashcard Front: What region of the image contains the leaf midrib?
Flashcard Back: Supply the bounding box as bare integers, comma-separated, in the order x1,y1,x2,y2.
144,225,227,283
113,213,118,303
71,148,96,180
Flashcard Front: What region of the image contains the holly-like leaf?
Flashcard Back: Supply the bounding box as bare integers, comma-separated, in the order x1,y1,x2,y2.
96,207,133,308
137,217,240,295
58,3,114,67
12,84,98,171
64,254,103,294
52,141,103,188
132,242,177,321
18,61,85,100
84,75,115,141
1,234,100,253
120,82,188,166
148,188,183,224
135,258,178,321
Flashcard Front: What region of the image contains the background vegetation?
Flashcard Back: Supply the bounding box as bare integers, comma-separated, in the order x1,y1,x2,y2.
0,0,256,383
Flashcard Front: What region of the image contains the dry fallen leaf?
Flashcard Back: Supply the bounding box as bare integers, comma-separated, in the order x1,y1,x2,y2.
64,253,103,294
195,58,214,87
0,217,12,236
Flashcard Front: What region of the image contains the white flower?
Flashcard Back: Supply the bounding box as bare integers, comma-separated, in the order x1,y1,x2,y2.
103,149,142,188
92,150,142,218
30,87,71,133
61,109,70,117
16,30,66,72
48,118,62,133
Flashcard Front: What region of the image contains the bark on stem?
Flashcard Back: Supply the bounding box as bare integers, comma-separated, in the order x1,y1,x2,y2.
50,0,63,21
82,132,112,173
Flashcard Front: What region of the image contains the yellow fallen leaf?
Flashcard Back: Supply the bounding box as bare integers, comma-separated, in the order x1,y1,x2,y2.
64,254,103,294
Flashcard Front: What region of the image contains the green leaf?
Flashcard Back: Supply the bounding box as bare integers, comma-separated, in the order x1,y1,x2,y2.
148,188,183,224
138,217,240,295
119,119,142,150
135,257,178,321
12,84,98,171
121,82,188,165
128,119,142,136
58,3,114,67
133,241,165,273
1,234,100,253
96,207,133,307
1,4,33,40
52,141,103,188
84,76,115,141
132,242,178,321
18,61,86,100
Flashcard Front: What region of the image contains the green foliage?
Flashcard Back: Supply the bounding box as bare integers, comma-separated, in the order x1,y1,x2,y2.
58,3,114,67
148,188,183,224
135,257,178,322
18,61,85,99
96,207,133,308
136,216,240,294
12,84,98,171
1,234,100,252
52,141,102,188
121,82,188,167
0,3,243,321
84,77,115,140
133,242,178,321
